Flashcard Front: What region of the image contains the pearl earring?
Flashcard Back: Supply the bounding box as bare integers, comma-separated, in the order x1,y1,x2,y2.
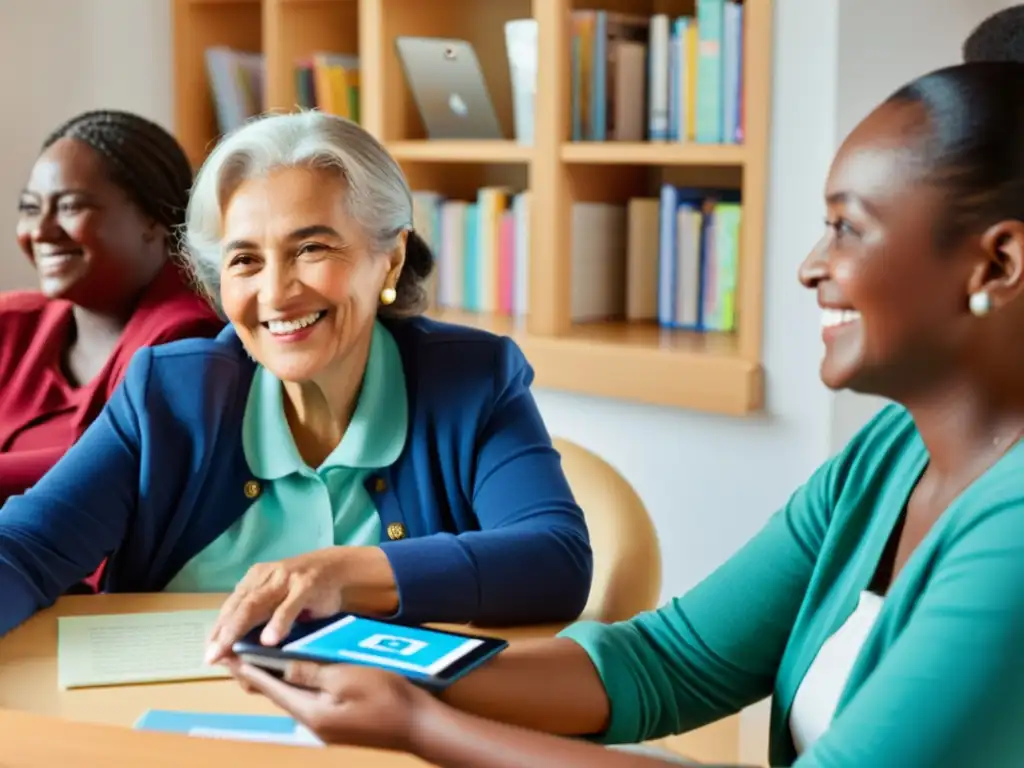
380,287,397,305
969,291,991,317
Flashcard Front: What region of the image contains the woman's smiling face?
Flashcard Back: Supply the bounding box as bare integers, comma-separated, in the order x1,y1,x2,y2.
16,137,165,312
798,100,981,398
218,165,397,383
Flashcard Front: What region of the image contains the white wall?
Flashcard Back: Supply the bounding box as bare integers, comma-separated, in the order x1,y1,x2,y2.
0,0,1009,761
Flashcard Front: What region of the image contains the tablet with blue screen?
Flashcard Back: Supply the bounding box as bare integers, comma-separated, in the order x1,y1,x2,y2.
232,614,507,691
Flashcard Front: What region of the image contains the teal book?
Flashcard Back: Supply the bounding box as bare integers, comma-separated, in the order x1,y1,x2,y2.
702,201,741,331
695,0,725,143
463,203,479,311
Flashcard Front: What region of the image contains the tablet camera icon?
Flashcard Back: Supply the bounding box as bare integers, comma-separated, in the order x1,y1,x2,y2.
359,634,428,657
448,93,468,117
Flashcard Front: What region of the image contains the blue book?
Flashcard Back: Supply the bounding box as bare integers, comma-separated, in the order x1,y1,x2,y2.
134,710,322,746
722,1,744,143
591,11,608,141
657,183,678,326
668,19,681,140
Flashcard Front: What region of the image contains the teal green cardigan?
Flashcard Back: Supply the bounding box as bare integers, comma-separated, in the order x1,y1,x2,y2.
561,405,1024,766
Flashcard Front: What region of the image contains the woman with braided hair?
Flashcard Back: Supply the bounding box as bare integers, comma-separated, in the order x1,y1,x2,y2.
0,110,223,504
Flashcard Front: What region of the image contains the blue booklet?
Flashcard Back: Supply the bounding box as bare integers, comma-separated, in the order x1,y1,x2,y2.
134,710,323,746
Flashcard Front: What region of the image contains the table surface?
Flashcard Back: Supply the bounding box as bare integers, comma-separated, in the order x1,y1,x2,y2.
0,593,564,766
0,593,741,766
0,707,425,767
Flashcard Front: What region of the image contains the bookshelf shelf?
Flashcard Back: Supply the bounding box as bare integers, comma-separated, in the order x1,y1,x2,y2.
429,310,760,414
186,0,258,6
387,140,533,164
561,142,746,166
172,0,773,416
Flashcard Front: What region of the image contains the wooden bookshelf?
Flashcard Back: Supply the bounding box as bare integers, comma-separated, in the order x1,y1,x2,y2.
171,0,773,416
387,140,533,164
561,141,747,166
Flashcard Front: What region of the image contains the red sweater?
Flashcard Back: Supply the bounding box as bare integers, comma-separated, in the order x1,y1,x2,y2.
0,263,224,502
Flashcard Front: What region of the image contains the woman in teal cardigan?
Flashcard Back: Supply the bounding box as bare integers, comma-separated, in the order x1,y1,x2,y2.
226,63,1024,766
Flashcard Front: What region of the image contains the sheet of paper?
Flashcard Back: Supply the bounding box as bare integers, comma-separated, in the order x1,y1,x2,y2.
190,726,323,746
135,710,324,747
57,610,230,689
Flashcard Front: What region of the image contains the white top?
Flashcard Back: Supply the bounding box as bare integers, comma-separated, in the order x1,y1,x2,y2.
789,590,884,753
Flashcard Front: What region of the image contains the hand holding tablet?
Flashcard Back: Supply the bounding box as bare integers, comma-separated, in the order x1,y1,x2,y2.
225,658,438,754
231,613,508,692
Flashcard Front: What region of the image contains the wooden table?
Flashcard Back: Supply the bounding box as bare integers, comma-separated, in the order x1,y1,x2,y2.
0,708,423,767
0,593,741,766
0,593,563,766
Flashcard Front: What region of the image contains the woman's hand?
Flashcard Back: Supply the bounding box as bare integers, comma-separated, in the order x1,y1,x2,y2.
205,546,398,663
225,659,433,752
228,659,684,768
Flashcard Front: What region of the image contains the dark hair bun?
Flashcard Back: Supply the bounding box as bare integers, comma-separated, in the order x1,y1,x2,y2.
963,6,1024,63
381,230,435,317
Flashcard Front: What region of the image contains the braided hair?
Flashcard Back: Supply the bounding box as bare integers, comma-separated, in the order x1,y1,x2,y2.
42,110,193,235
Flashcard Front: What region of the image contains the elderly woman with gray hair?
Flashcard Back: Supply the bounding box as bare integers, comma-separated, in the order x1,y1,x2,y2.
0,112,593,652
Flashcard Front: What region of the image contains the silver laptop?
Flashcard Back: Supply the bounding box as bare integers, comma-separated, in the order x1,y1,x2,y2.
394,37,504,140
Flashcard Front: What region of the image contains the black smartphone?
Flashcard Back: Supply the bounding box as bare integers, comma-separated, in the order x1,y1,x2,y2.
232,613,508,692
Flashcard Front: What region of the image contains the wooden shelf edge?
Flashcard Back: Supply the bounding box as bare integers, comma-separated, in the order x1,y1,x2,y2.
522,336,763,415
561,142,746,166
425,311,763,416
386,140,534,164
180,0,259,6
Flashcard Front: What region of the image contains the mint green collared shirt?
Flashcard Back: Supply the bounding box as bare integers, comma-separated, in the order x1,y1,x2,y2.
165,321,408,593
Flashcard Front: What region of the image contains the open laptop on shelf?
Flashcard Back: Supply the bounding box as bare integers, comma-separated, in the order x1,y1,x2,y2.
394,36,504,140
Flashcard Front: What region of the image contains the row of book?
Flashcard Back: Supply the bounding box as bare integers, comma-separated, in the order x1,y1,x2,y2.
652,186,740,332
294,53,361,121
411,186,741,333
207,0,744,145
571,0,744,144
204,47,360,133
413,190,531,318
